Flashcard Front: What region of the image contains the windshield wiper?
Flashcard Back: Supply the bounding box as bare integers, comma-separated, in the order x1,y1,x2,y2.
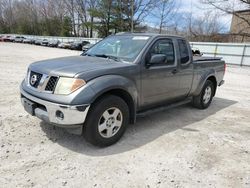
88,53,120,62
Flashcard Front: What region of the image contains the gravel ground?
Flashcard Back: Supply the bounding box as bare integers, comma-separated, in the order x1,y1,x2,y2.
0,42,250,188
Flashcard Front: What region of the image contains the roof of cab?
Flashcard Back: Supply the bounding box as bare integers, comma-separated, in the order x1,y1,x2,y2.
115,32,185,39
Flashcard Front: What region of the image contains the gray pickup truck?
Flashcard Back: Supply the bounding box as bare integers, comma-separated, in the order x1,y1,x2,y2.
20,33,225,146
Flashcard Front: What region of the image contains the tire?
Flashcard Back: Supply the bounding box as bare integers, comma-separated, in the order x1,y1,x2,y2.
192,80,215,109
83,95,129,147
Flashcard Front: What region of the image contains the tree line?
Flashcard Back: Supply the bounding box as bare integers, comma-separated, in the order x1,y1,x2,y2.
0,0,166,37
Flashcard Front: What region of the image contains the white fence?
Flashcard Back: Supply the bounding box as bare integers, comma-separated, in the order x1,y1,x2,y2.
190,42,250,66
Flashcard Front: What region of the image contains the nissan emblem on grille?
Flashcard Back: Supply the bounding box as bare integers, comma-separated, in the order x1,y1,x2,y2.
29,71,43,88
30,74,38,86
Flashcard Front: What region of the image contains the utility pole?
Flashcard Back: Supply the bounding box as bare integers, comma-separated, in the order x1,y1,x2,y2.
131,0,134,32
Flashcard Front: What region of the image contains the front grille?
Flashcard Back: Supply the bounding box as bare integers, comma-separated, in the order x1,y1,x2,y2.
45,76,58,92
29,71,43,88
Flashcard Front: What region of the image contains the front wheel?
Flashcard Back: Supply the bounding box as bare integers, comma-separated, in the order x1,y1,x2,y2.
192,80,215,109
83,95,129,147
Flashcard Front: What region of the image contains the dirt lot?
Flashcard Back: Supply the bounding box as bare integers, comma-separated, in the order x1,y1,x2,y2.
0,42,250,188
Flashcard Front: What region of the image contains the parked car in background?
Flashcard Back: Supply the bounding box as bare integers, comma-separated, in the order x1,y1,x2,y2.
3,36,15,42
30,39,36,45
58,41,73,49
14,36,26,43
23,38,33,44
58,42,66,48
70,41,83,50
34,39,43,45
0,35,4,42
64,41,74,49
2,36,11,42
82,43,94,52
70,41,90,51
34,39,47,45
41,39,49,46
9,36,16,42
48,40,60,47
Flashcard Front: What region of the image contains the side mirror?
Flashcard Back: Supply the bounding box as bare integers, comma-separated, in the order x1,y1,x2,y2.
148,54,167,65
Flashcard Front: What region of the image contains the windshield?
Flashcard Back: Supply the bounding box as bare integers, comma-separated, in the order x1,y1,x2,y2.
85,35,151,62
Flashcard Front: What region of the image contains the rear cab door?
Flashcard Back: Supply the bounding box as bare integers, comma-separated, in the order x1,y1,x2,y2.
176,38,194,97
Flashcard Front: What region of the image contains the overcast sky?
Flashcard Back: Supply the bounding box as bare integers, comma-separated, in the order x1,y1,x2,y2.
146,0,239,32
179,0,233,31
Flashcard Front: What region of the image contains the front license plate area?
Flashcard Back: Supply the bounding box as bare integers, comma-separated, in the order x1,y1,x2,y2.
22,98,36,116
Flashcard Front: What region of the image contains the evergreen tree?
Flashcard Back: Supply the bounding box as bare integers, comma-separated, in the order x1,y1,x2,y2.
61,16,72,37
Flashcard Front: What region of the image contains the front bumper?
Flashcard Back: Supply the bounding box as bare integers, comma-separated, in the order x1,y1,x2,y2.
20,87,90,128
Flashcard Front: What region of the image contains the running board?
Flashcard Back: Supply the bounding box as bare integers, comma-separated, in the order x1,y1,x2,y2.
137,97,192,118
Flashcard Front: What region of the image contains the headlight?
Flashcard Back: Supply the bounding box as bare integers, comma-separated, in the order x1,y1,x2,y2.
54,77,86,95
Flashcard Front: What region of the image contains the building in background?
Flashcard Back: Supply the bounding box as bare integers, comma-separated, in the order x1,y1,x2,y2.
230,9,250,42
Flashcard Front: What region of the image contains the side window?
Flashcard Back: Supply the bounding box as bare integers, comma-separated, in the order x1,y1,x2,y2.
177,39,190,64
149,39,175,65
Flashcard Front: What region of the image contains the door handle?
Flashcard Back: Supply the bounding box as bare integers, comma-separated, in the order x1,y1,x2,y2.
172,69,178,74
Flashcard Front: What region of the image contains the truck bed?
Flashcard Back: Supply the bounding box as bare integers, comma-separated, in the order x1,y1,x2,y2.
193,56,222,62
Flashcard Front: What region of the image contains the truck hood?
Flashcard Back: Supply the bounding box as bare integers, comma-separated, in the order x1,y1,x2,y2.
29,56,132,78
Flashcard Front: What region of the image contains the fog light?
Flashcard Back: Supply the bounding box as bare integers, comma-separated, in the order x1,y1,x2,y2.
56,110,64,120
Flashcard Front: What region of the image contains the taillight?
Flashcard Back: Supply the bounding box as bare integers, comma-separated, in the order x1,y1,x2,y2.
224,63,226,74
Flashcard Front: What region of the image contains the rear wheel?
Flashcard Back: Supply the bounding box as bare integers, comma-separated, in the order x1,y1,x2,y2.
192,80,215,109
83,95,129,147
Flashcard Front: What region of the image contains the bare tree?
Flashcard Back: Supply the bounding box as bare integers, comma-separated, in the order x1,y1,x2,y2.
183,10,225,42
201,0,250,24
75,0,97,37
132,0,156,28
87,0,97,37
201,0,250,39
0,0,15,32
150,0,177,33
75,0,88,37
63,0,77,36
0,0,6,32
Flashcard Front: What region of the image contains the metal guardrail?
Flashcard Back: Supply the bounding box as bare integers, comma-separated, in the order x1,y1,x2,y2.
190,42,250,66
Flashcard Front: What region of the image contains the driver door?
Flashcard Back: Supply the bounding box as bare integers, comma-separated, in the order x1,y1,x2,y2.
140,38,181,107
